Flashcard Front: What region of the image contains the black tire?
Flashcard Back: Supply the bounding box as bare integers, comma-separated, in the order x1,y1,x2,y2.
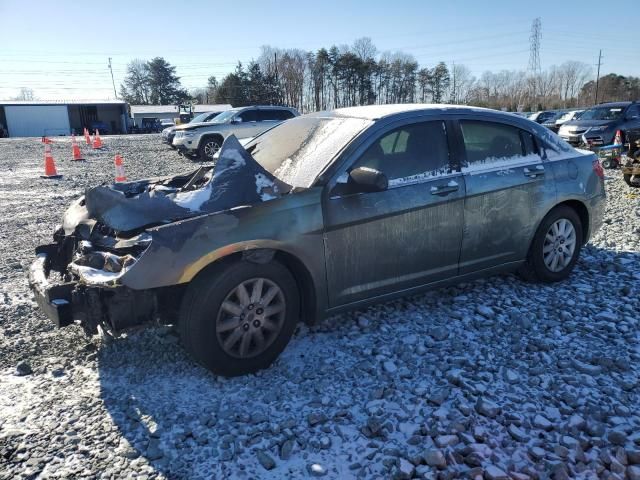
624,174,640,188
602,159,613,169
198,135,223,161
179,260,300,376
519,205,583,283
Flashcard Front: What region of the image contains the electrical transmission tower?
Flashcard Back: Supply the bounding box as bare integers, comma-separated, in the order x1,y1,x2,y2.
528,18,542,108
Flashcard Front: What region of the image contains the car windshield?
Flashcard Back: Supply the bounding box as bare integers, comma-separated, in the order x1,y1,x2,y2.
208,110,237,124
579,106,625,121
245,115,373,188
190,112,212,123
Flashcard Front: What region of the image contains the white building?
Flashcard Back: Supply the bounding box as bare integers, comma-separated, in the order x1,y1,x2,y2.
0,100,128,137
130,104,233,126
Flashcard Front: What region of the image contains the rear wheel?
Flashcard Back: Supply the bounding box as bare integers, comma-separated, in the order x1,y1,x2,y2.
179,260,299,376
198,136,223,161
519,205,583,283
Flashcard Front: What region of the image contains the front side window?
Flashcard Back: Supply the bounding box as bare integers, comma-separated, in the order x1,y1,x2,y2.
351,121,451,185
626,105,640,118
236,110,258,122
460,121,538,171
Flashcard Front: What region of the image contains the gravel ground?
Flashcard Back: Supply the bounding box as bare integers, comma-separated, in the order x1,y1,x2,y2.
0,134,639,480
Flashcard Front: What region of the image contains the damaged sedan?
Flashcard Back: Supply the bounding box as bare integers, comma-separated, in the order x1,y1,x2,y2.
29,105,605,376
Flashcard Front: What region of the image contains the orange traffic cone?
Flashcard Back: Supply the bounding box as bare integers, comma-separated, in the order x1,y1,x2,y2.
114,154,126,182
84,128,91,145
41,144,62,179
71,134,84,161
613,130,623,146
92,129,103,149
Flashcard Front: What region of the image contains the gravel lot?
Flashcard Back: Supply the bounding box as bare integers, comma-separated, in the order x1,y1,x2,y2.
1,134,639,480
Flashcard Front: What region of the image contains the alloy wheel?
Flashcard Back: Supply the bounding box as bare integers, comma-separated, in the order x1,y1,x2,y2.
204,140,221,159
216,277,286,359
542,218,577,272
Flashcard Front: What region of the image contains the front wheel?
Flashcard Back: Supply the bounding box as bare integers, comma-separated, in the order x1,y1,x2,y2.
198,136,223,161
519,206,583,283
179,260,300,376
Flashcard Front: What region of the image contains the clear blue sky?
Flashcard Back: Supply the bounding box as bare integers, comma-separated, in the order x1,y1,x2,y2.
1,0,638,100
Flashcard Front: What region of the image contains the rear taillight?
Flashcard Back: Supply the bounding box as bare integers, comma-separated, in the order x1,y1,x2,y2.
593,159,604,179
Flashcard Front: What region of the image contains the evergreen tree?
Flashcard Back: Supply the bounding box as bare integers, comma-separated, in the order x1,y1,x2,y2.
146,57,190,105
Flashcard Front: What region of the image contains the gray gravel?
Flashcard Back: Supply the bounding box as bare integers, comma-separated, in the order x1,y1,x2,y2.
1,134,639,479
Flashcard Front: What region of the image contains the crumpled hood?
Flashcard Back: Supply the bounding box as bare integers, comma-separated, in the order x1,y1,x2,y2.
70,135,291,233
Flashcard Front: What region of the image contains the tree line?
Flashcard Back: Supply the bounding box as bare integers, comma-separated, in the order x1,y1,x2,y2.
121,38,640,112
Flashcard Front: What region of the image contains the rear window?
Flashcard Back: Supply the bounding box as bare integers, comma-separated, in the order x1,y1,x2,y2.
258,110,294,121
461,121,524,162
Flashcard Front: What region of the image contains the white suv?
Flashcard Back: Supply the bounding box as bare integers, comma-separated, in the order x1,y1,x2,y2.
172,106,300,160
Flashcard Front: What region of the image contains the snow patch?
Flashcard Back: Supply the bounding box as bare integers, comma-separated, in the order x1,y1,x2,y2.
462,153,541,175
255,173,278,201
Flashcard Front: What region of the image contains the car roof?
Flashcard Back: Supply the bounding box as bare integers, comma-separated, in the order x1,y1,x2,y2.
312,103,506,121
594,101,633,108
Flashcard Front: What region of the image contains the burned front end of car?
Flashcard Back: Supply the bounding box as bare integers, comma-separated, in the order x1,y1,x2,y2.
29,217,157,335
28,135,290,336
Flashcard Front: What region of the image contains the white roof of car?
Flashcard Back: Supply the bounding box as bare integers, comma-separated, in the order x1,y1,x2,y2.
333,103,495,120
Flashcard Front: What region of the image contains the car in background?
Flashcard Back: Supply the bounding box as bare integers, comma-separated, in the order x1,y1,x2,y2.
558,101,640,147
528,110,560,124
160,119,176,128
162,111,223,148
29,104,605,376
553,110,584,132
172,105,300,160
541,111,568,133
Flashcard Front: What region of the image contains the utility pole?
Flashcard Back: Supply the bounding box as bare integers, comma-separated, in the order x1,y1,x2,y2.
274,52,280,105
451,61,456,104
108,57,117,99
594,50,602,104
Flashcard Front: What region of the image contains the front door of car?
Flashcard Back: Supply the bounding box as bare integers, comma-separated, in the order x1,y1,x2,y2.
456,118,556,274
322,119,466,307
232,109,263,138
624,105,640,143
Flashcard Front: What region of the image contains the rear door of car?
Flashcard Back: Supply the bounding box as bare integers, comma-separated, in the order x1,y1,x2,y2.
454,117,556,274
322,117,466,307
256,109,295,135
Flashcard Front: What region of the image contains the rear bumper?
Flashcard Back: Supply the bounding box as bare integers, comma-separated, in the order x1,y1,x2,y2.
28,246,158,335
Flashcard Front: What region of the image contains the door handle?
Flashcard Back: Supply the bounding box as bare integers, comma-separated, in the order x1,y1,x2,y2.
430,184,459,196
524,166,545,178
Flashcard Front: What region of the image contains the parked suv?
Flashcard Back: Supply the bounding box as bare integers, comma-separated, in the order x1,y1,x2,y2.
172,106,300,160
162,111,223,148
558,101,640,147
29,105,605,376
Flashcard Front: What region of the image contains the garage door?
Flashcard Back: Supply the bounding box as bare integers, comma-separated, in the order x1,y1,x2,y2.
5,106,71,137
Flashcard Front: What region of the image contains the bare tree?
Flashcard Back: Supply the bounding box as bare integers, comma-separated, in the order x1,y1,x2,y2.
13,87,35,101
352,37,377,61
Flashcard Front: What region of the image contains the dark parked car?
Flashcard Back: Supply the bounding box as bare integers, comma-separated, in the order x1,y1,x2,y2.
528,110,560,124
541,111,568,133
29,105,605,376
89,121,110,135
558,101,640,147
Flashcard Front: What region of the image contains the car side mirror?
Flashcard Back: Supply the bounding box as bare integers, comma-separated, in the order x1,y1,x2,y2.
348,167,388,193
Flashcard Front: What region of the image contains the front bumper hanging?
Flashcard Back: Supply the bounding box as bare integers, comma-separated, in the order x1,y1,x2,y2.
28,245,158,335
